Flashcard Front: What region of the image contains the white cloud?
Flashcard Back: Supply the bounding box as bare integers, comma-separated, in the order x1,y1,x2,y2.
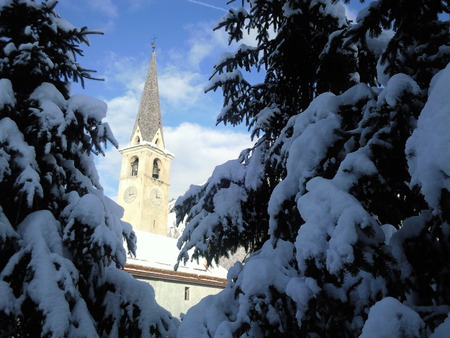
159,67,205,107
165,123,252,199
103,53,211,118
104,93,140,146
184,21,229,70
95,148,122,201
96,122,252,201
104,54,148,94
95,93,140,201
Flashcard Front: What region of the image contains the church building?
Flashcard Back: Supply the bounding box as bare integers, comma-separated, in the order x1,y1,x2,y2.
117,46,227,318
117,44,173,235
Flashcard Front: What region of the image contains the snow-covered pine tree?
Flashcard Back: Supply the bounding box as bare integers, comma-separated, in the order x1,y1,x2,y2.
176,0,450,336
0,1,177,336
174,0,356,267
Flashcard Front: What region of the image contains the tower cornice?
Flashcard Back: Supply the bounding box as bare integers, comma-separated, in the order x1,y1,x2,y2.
119,142,174,159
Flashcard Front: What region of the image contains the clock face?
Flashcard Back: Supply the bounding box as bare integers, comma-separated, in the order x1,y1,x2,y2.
150,188,162,206
124,186,137,203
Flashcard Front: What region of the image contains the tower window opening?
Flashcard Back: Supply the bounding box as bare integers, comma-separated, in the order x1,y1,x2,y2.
131,157,139,176
184,287,190,301
152,158,161,179
135,136,140,145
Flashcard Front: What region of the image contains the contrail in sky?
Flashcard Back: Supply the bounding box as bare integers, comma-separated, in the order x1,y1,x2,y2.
187,0,227,12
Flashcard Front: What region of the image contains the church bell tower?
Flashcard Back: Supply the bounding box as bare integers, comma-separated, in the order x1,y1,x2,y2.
117,46,174,236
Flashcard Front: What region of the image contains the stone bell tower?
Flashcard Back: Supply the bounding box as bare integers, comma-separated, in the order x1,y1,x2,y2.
117,46,173,236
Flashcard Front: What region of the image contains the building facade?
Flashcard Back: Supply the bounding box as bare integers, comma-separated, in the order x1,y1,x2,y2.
117,47,227,318
125,231,227,318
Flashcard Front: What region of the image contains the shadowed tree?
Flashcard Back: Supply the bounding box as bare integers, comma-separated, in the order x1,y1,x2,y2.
176,0,450,336
0,1,178,336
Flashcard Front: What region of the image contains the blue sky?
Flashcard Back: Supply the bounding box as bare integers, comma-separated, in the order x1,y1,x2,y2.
57,0,256,200
56,0,359,200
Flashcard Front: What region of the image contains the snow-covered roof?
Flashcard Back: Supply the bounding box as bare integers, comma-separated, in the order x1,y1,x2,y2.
126,230,228,283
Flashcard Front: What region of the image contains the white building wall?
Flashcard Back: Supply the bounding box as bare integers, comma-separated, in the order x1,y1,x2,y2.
136,277,224,318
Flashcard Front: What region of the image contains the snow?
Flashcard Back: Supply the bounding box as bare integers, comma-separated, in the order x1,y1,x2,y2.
177,240,295,337
214,44,258,70
29,83,69,141
28,82,117,159
380,224,396,244
286,277,320,324
333,149,378,190
129,230,228,280
177,287,237,338
240,240,294,294
3,42,17,56
0,0,13,9
360,297,425,337
376,58,390,87
243,140,266,191
349,72,360,83
68,94,108,122
177,76,412,334
0,79,16,109
268,92,341,236
406,62,450,210
319,0,347,27
0,207,17,241
15,165,43,207
176,60,450,334
377,73,421,109
3,0,448,335
66,193,105,229
0,117,42,204
13,210,96,337
54,17,77,33
432,312,450,337
253,105,280,131
30,82,66,107
175,158,249,266
0,208,19,314
205,69,244,92
389,213,430,279
0,0,180,335
104,265,179,338
366,29,393,59
296,176,380,274
355,1,379,24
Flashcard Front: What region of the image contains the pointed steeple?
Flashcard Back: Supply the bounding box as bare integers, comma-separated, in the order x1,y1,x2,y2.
131,47,164,146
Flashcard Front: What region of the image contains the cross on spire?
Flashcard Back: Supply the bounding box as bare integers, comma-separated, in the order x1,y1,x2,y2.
151,35,157,51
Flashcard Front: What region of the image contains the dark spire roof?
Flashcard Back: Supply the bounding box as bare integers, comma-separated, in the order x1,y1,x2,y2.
131,49,163,144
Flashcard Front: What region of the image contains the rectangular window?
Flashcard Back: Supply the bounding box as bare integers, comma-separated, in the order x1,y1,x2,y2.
184,287,190,301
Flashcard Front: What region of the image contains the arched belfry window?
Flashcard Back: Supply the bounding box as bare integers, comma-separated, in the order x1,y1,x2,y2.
131,157,139,176
152,158,161,179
